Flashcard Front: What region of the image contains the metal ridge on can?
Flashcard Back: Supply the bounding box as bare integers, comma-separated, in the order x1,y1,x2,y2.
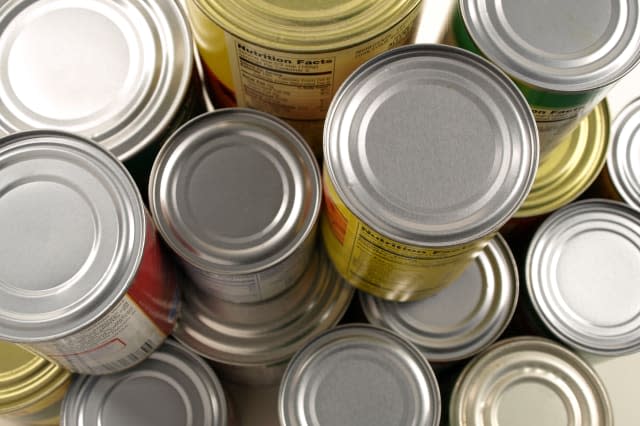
526,199,640,355
608,97,640,210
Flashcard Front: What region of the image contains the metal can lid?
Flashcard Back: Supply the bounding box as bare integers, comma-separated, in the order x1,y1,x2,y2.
0,0,193,160
360,234,518,363
0,131,146,342
527,199,640,355
460,0,640,92
279,324,440,426
61,339,227,426
324,44,538,247
149,109,321,275
608,97,640,210
450,337,612,425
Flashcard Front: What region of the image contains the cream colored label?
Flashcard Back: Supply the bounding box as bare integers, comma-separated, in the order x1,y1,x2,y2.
532,106,590,157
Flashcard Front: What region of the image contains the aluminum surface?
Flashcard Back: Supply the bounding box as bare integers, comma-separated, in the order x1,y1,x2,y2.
608,97,640,210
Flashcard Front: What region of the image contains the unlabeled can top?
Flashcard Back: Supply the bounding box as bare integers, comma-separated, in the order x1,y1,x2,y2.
450,337,612,426
60,339,227,426
0,0,193,160
608,97,640,210
360,234,517,363
149,109,321,275
0,131,146,342
325,44,538,247
527,200,640,355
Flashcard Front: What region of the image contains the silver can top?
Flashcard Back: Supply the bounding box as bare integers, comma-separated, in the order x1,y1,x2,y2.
279,324,440,426
360,234,518,363
608,97,640,210
61,339,227,426
527,199,640,355
460,0,640,92
149,109,321,275
324,44,538,247
450,337,612,426
0,0,193,160
0,131,145,342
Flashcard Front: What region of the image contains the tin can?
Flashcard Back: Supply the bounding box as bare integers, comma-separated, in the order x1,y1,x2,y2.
149,109,321,304
449,337,612,426
526,199,640,355
279,324,441,426
60,339,228,426
322,44,538,301
0,341,71,425
449,0,640,159
173,246,353,385
0,131,179,375
186,0,423,155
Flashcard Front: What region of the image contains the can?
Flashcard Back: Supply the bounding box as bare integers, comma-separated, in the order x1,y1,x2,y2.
322,44,538,301
449,337,612,426
526,199,640,355
279,324,441,426
173,246,353,385
60,339,228,426
0,341,71,425
185,0,423,155
149,109,321,304
0,131,179,375
449,0,640,159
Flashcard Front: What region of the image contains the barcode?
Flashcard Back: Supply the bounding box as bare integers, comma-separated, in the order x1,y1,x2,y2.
99,339,157,373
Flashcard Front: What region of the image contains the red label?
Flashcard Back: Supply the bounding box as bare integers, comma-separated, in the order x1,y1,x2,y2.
202,62,237,108
323,185,348,245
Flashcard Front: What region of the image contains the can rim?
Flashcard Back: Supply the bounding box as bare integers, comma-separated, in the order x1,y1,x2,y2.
608,96,640,210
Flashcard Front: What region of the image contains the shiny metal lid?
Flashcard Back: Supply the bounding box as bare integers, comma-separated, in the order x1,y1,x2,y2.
0,0,193,160
279,324,440,426
0,131,146,342
608,97,640,210
360,234,518,363
149,109,321,275
324,44,538,247
450,337,612,426
460,0,640,92
61,339,227,426
527,199,640,355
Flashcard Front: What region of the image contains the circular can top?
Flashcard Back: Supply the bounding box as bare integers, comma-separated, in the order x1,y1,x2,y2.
60,339,227,426
460,0,640,92
527,199,640,355
360,234,518,363
0,0,193,160
0,131,146,342
324,44,538,247
279,324,440,426
149,109,321,275
449,337,612,426
608,97,640,210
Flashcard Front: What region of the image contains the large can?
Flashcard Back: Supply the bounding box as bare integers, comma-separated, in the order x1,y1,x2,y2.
185,0,423,155
448,0,640,159
0,131,179,375
149,109,321,304
322,44,538,301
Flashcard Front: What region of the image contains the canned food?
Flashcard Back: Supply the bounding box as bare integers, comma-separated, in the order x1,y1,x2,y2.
360,234,518,364
0,131,179,375
60,339,228,426
173,246,353,385
186,0,423,154
279,324,441,426
527,199,640,355
0,341,71,425
322,44,538,301
149,109,321,304
450,0,640,158
449,337,612,426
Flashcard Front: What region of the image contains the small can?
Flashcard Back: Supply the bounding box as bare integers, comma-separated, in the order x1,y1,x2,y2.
527,199,640,355
149,109,321,304
449,337,612,426
449,0,640,158
279,324,441,426
322,44,538,301
0,131,179,375
60,339,228,426
0,341,71,425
